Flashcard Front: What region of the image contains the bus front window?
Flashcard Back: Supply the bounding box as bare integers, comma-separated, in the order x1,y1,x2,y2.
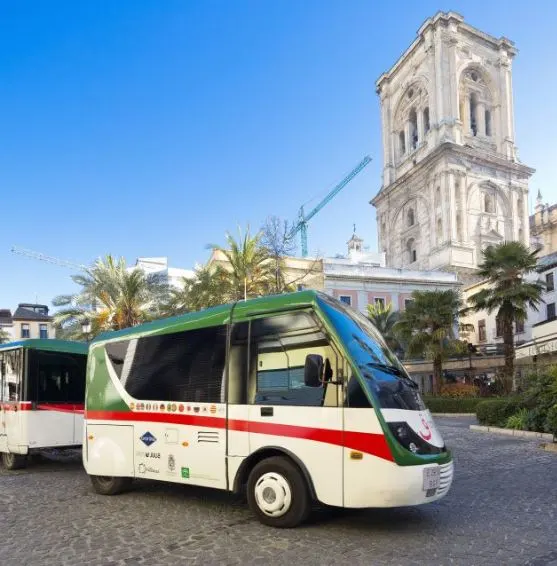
319,295,425,412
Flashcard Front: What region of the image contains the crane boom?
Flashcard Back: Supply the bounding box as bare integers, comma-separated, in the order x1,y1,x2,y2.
11,246,86,270
288,155,372,256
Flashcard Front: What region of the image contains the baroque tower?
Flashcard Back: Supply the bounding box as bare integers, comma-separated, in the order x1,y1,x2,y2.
371,12,534,281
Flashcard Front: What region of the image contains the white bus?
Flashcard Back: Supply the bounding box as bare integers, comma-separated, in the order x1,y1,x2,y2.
83,291,453,527
0,339,88,469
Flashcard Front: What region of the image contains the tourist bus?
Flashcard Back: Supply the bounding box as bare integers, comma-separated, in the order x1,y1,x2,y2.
0,339,88,469
83,290,453,527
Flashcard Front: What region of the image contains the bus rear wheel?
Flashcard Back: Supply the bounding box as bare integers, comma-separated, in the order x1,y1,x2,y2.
247,456,311,528
90,475,131,495
1,452,27,470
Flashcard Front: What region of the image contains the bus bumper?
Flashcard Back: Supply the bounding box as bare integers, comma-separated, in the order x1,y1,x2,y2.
344,459,454,508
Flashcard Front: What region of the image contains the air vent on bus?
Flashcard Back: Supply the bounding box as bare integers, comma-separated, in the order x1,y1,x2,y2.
197,431,219,443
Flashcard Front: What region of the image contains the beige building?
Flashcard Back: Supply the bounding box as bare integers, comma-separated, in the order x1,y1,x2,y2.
372,11,533,284
12,304,55,341
530,191,557,256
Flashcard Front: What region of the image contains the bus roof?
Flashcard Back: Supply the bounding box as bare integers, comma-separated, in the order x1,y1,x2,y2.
93,290,325,345
0,339,88,355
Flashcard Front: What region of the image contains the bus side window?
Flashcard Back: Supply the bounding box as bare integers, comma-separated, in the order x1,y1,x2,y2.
346,375,372,408
247,311,338,407
106,325,227,403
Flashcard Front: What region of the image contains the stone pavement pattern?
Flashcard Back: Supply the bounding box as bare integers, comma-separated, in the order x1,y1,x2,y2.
0,417,556,566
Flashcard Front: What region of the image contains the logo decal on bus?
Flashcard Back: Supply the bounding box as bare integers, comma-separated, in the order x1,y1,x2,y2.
168,454,176,472
140,431,157,446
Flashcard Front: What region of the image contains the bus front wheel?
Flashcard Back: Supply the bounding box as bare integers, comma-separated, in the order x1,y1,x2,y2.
90,475,131,495
247,456,311,528
1,452,27,470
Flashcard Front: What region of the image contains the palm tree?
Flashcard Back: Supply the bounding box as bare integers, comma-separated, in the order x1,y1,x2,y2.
0,329,11,344
53,255,169,339
367,302,402,356
466,242,544,389
162,264,231,315
395,289,468,394
209,226,274,301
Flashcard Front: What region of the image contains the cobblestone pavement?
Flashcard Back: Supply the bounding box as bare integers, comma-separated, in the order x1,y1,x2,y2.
1,417,556,566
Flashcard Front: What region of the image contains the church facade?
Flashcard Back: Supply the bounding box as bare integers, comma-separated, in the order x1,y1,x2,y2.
371,11,534,282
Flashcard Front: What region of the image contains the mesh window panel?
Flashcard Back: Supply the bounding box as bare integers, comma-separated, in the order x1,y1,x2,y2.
110,326,227,403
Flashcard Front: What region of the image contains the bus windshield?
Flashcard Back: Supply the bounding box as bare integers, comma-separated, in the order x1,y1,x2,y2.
318,295,425,411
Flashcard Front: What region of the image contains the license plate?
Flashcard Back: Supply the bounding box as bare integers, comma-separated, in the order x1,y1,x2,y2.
422,467,440,491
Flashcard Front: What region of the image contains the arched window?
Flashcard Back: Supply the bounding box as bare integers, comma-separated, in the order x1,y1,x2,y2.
435,186,441,208
406,238,417,264
399,131,406,157
423,107,430,133
407,208,415,227
409,108,418,150
484,193,495,214
470,93,478,136
485,109,492,137
437,218,443,241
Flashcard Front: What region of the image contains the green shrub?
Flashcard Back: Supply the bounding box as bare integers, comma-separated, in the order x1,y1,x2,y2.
545,405,557,436
423,397,484,413
476,398,522,427
524,407,547,432
505,408,529,430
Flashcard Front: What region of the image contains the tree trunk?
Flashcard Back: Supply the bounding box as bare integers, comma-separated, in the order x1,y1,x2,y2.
433,356,443,395
503,317,515,393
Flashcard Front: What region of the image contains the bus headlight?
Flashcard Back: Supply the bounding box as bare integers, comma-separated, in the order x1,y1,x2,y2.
387,422,445,455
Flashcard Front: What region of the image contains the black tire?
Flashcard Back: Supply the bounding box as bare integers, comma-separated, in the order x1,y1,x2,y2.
90,475,131,495
1,452,28,470
247,456,311,528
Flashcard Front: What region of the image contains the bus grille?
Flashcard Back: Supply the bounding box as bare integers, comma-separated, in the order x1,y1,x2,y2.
437,461,454,496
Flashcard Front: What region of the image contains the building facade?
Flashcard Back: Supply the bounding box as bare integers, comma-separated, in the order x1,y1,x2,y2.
372,11,533,283
134,257,194,288
11,304,55,340
530,191,557,256
0,309,14,342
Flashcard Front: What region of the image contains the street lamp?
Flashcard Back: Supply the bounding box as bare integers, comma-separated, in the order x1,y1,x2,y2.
81,320,92,342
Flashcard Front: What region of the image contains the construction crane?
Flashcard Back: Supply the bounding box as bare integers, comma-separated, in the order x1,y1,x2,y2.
288,155,372,257
10,246,86,270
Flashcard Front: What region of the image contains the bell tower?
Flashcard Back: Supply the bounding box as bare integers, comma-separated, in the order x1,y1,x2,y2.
371,12,534,281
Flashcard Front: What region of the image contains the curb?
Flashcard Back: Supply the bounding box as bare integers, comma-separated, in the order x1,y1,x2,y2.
432,413,476,417
540,442,557,453
470,424,554,441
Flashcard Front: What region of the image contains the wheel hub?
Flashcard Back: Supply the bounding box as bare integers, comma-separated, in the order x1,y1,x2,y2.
254,472,292,517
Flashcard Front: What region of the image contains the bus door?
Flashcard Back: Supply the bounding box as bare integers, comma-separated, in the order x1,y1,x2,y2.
0,348,25,453
229,312,344,508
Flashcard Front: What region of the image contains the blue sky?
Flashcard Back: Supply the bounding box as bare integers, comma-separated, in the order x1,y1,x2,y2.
1,0,556,311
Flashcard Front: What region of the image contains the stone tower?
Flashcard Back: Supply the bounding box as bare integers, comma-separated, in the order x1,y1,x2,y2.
371,12,534,282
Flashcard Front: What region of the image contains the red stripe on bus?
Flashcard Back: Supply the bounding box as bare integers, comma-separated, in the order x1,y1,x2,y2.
37,403,85,414
85,410,394,462
1,402,84,413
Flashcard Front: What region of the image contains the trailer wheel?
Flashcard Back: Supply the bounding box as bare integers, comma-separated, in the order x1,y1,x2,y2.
1,452,28,470
247,456,311,528
90,475,131,495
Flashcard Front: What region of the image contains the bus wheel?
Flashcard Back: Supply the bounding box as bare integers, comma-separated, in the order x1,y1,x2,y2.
90,475,131,495
1,452,28,470
247,456,310,528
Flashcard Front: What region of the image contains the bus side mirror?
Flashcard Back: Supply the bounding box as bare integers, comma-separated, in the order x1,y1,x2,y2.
304,354,323,387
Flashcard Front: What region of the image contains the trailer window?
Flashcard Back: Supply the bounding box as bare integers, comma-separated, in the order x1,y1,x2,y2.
106,325,227,403
0,349,23,402
28,351,87,404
